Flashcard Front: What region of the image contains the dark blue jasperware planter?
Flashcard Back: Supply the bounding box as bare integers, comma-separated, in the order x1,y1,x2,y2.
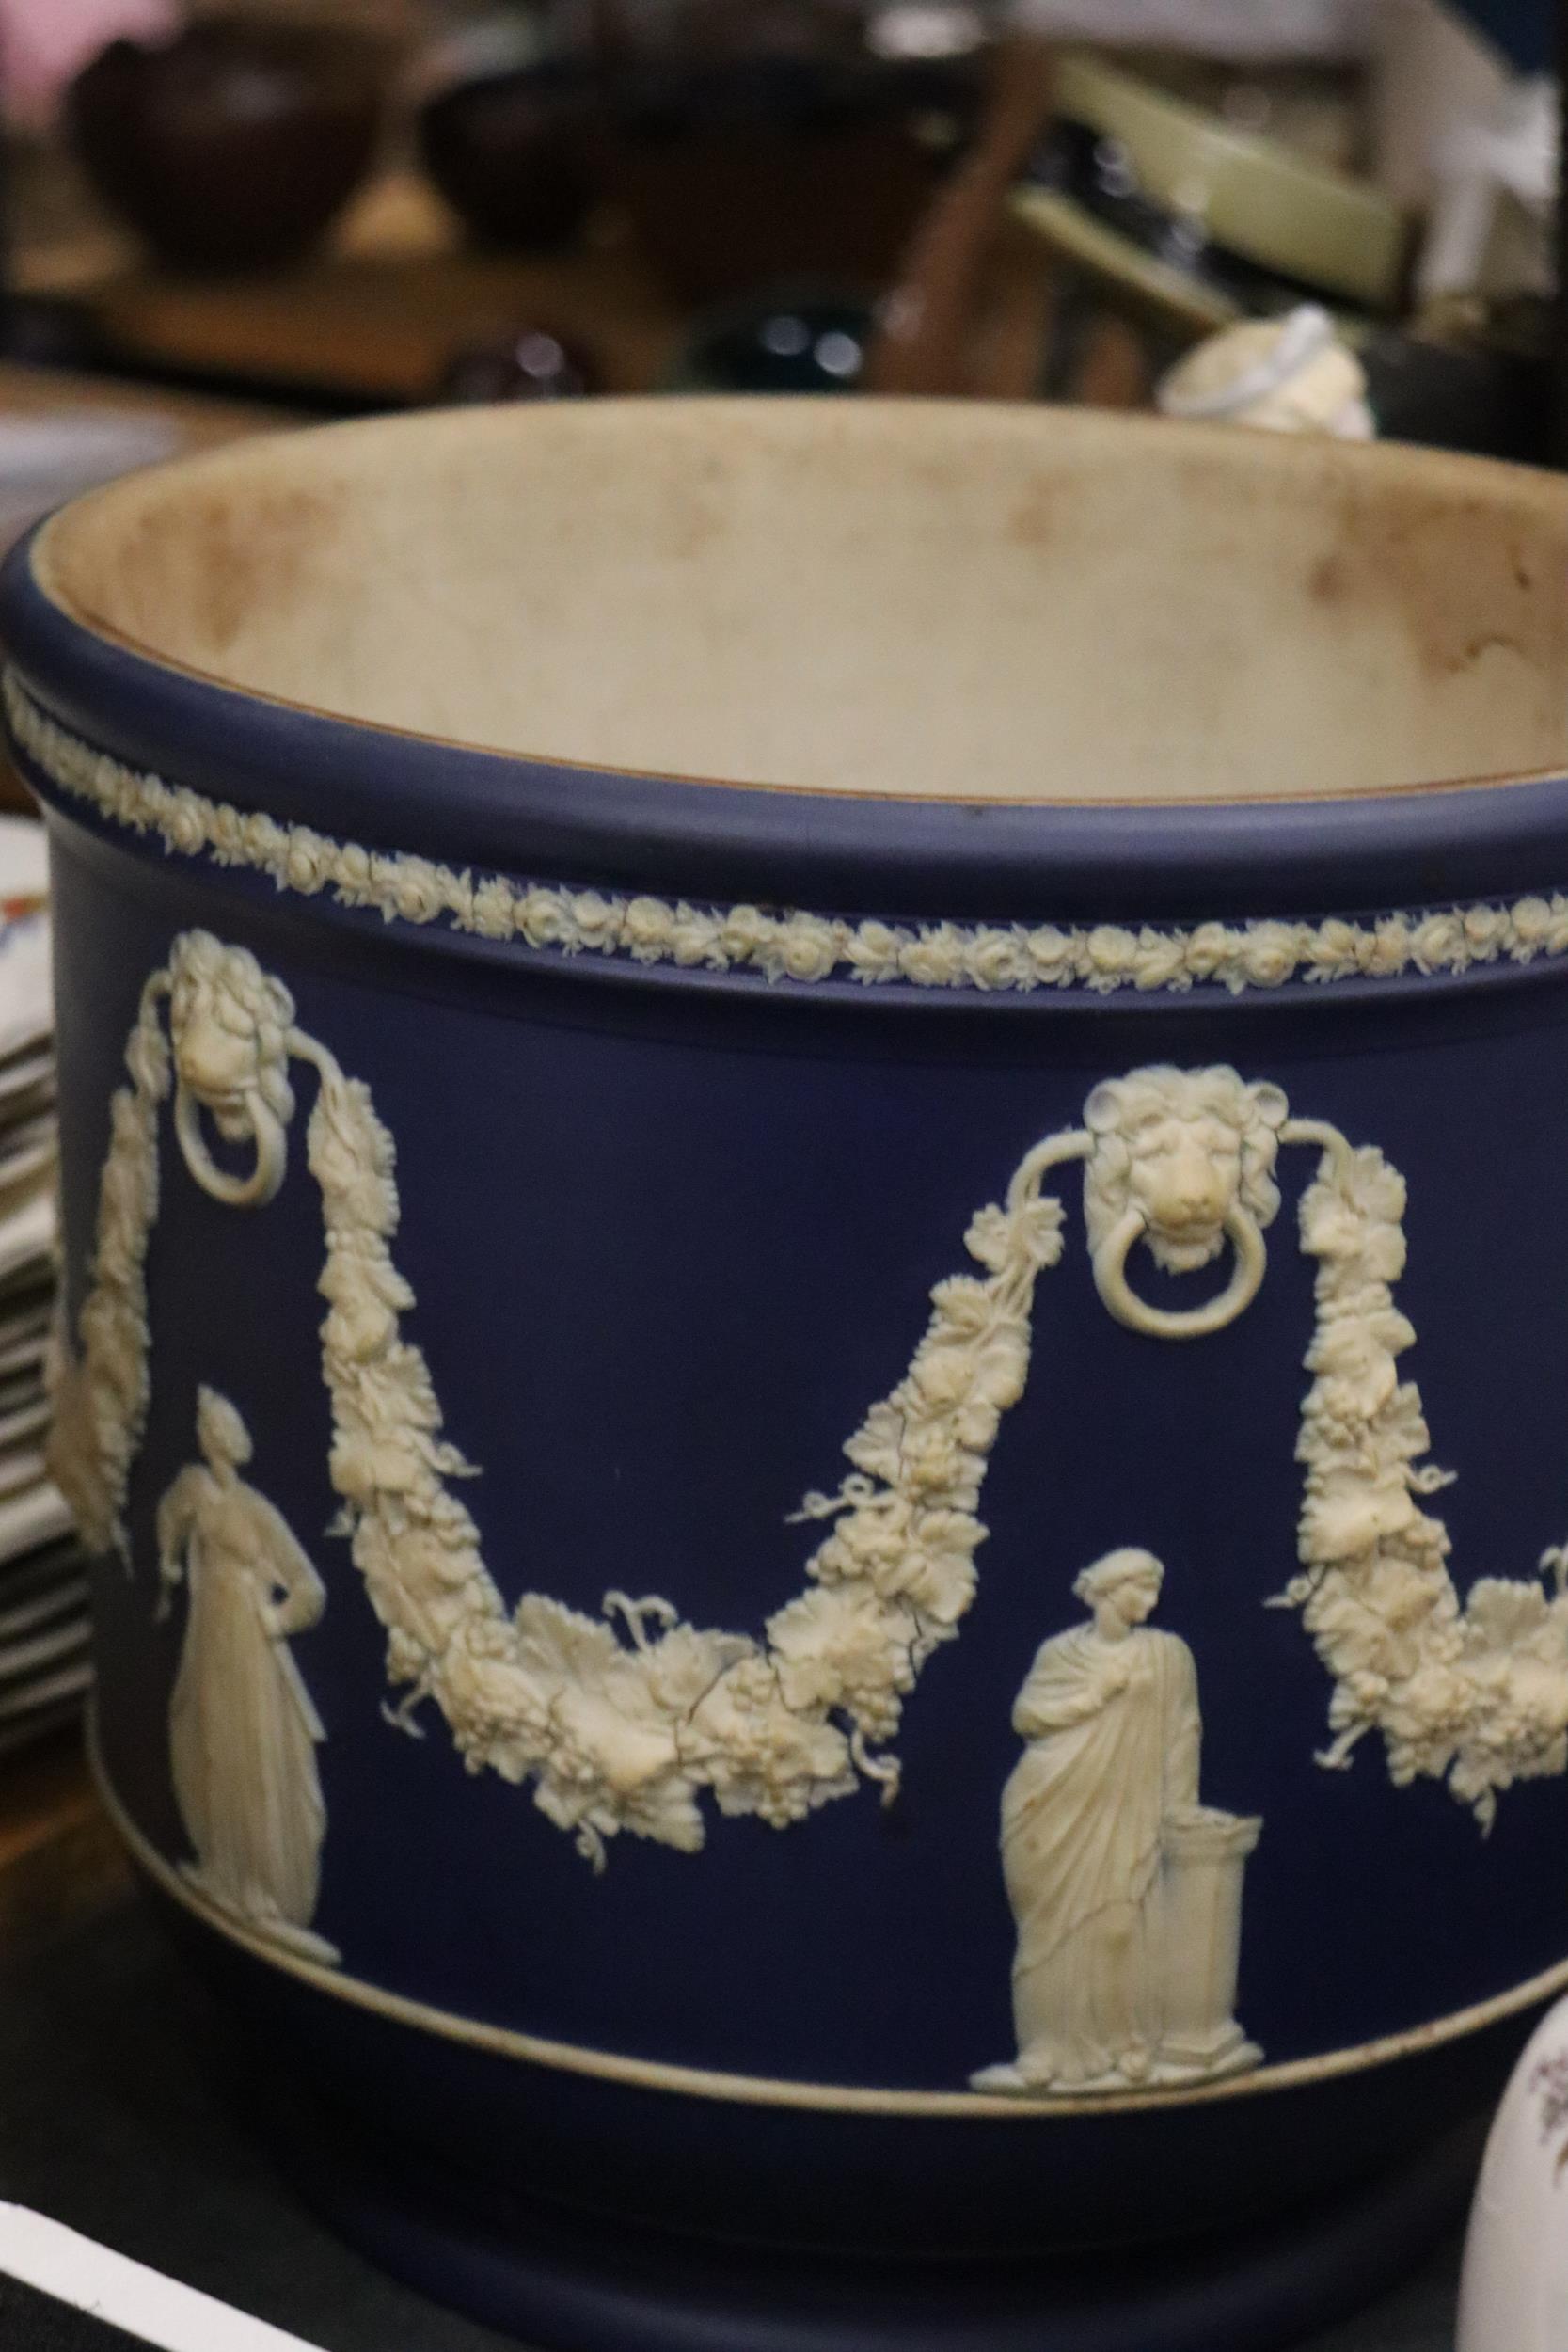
9,399,1568,2349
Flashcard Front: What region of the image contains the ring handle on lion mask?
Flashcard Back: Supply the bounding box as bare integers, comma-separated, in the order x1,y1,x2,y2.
173,1081,290,1209
1082,1071,1289,1340
1091,1199,1270,1339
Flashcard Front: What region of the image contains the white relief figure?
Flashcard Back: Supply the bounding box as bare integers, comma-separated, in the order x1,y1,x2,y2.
973,1549,1261,2096
157,1387,338,1965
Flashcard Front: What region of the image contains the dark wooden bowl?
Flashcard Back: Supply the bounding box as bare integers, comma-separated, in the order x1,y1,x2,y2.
69,17,387,274
595,54,977,306
419,63,600,258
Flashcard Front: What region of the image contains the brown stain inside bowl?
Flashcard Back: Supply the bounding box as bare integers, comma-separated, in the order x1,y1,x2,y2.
27,403,1568,805
1307,472,1554,689
82,480,348,664
1004,476,1061,550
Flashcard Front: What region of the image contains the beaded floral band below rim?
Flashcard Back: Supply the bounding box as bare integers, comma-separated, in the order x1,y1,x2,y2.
10,670,1568,1000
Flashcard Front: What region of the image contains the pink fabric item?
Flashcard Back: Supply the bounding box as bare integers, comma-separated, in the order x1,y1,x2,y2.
0,0,178,130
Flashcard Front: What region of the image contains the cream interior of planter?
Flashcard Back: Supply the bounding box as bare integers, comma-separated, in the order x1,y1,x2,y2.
35,398,1568,803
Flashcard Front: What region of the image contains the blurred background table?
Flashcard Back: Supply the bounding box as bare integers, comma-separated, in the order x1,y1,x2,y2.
0,354,290,443
8,151,1060,412
72,174,690,406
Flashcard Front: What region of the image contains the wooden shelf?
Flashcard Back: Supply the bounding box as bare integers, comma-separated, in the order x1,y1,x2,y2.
91,238,687,407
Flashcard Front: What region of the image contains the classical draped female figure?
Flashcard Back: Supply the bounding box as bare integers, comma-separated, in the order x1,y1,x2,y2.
973,1548,1204,2093
157,1386,338,1965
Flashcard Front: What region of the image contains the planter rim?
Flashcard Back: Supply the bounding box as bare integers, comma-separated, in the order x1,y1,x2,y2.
17,669,1568,1010
8,400,1568,934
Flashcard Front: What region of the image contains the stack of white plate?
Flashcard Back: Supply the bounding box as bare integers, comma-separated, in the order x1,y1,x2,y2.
0,410,203,1762
0,818,85,1756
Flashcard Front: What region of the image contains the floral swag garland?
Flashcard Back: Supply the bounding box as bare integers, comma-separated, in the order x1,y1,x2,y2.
51,931,1568,1862
55,932,1080,1865
1287,1139,1568,1828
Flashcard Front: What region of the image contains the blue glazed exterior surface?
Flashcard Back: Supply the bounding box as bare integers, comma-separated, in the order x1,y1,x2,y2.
11,416,1568,2311
42,835,1568,2090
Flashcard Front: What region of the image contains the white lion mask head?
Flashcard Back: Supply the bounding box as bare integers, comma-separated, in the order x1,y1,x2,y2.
1083,1066,1289,1277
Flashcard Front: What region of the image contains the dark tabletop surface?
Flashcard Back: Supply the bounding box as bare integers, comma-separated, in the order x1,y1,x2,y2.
0,1902,1460,2352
